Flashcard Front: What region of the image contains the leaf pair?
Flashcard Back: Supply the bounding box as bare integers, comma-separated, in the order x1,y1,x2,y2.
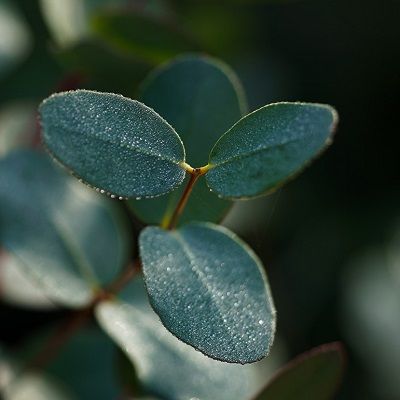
39,56,337,205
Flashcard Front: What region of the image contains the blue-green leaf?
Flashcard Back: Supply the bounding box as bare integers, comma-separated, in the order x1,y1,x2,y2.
139,222,276,363
95,278,265,400
129,54,247,225
0,150,131,308
39,90,186,199
254,343,344,400
206,102,337,199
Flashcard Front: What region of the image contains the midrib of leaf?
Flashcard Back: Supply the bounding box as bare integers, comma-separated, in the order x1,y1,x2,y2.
172,230,237,347
211,133,324,169
50,123,184,166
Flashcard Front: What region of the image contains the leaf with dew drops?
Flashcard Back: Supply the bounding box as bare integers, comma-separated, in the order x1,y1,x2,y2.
95,277,267,400
139,222,276,364
206,102,338,199
39,90,186,199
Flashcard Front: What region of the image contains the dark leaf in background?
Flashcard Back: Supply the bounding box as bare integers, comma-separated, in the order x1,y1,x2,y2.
254,342,344,400
130,54,246,225
91,9,199,64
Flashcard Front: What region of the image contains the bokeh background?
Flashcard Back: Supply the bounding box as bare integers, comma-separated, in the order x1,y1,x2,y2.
0,0,399,398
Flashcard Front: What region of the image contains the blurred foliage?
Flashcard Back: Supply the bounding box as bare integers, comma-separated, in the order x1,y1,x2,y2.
0,0,399,399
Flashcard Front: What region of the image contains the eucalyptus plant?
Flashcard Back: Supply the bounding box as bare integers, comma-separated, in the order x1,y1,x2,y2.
0,54,340,399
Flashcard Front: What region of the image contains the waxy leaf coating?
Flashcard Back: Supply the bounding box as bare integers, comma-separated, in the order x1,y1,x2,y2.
39,90,186,199
206,102,337,199
130,54,246,225
0,150,130,308
139,222,276,363
96,278,264,400
254,342,344,400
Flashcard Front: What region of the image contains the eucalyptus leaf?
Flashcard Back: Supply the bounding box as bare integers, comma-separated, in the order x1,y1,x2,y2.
139,222,275,363
39,90,186,199
206,102,337,199
95,278,266,400
0,150,131,308
254,342,344,400
91,10,197,65
129,54,246,225
58,39,149,96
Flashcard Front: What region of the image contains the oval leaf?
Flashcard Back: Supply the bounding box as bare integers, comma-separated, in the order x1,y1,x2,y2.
95,278,264,400
254,342,345,400
0,150,131,308
129,55,247,225
139,222,276,363
206,102,338,199
39,90,186,199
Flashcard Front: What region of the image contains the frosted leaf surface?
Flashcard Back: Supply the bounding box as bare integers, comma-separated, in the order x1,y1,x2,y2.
206,102,337,199
95,278,264,400
130,54,246,225
0,150,131,308
39,90,186,198
139,222,276,363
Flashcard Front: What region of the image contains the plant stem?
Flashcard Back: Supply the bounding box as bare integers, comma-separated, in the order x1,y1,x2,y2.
165,173,200,230
163,163,211,230
25,260,141,372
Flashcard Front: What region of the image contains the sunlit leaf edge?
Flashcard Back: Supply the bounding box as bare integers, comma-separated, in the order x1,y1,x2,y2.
205,102,338,200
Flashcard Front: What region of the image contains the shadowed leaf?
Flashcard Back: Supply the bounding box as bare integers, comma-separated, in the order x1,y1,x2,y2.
254,342,344,400
129,54,246,225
